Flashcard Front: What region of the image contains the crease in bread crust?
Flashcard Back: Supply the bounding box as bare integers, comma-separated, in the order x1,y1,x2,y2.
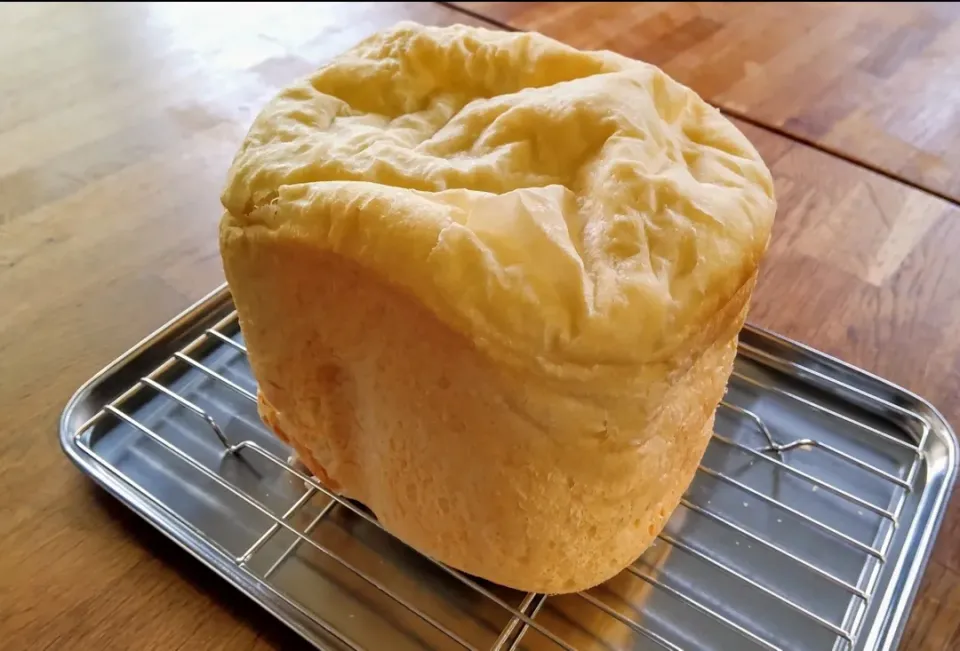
221,21,776,379
218,21,777,595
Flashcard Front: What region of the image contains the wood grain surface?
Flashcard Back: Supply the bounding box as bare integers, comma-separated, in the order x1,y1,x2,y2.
0,2,957,650
453,1,960,204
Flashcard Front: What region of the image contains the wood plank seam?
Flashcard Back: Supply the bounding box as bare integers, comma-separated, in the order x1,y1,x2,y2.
437,1,960,209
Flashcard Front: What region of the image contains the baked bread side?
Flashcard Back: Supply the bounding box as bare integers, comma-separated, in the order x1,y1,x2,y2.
219,21,776,594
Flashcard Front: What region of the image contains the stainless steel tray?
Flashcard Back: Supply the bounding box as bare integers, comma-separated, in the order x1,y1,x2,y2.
60,284,958,651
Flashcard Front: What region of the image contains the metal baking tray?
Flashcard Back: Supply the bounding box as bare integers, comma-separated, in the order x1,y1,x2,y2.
60,283,958,651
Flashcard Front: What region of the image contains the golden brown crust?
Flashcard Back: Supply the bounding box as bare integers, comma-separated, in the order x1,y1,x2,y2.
220,22,776,376
218,22,775,594
221,215,753,593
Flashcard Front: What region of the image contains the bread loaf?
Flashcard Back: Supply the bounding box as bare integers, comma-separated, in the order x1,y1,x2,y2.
219,22,776,594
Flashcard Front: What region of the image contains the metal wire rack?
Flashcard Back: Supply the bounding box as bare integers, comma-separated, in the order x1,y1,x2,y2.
67,302,936,651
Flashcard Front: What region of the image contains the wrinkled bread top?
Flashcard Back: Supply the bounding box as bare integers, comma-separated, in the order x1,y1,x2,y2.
221,22,776,372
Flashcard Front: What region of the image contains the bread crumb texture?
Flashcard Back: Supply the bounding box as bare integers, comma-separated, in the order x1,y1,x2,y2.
221,21,776,376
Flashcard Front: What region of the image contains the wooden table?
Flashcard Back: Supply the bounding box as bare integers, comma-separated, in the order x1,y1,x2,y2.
1,2,957,649
456,2,960,204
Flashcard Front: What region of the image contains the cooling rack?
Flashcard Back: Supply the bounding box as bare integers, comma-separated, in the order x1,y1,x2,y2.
60,284,958,651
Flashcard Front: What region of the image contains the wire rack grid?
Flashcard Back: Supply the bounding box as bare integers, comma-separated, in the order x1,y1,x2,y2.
68,304,929,651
